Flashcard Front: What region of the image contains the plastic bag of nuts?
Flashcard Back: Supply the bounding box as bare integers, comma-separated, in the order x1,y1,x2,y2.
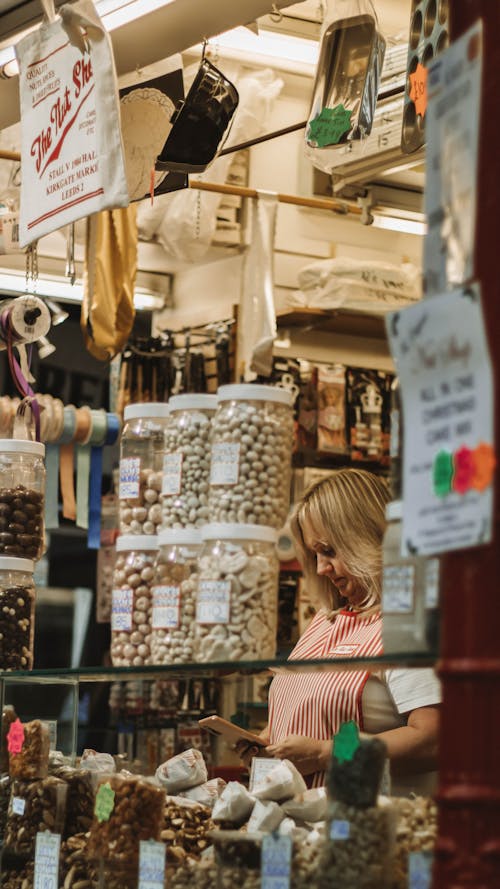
208,385,294,529
150,529,201,665
110,535,158,667
4,775,68,856
161,394,217,529
50,765,95,837
59,833,98,889
0,773,11,842
321,798,396,889
119,403,170,536
88,773,166,867
392,795,438,889
8,719,50,780
1,704,17,772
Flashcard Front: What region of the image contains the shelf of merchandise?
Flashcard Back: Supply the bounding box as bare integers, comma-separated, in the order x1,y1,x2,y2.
276,308,388,340
0,652,436,684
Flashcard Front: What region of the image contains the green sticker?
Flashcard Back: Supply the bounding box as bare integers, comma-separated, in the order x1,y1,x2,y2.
334,720,360,763
433,450,454,497
94,782,115,823
308,105,353,147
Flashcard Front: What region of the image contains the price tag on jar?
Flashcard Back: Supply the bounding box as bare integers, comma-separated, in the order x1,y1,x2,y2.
12,797,26,816
210,443,240,486
162,453,183,496
111,588,133,631
152,585,180,629
409,851,434,889
119,457,141,499
138,839,166,889
34,831,61,889
196,580,231,624
261,833,292,889
330,820,350,840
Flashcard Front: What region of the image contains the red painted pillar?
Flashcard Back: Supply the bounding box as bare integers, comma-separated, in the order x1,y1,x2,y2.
433,3,500,888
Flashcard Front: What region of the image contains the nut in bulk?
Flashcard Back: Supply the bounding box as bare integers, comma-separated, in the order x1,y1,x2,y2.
0,584,35,670
110,549,157,667
151,562,198,666
120,469,163,535
321,802,395,889
4,776,67,856
162,410,214,529
392,796,437,889
88,776,165,866
209,400,294,530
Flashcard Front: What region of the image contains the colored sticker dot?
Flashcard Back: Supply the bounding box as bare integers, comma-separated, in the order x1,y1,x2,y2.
7,719,25,755
409,62,428,118
334,720,360,763
433,450,453,497
95,781,115,823
471,442,496,492
453,446,474,495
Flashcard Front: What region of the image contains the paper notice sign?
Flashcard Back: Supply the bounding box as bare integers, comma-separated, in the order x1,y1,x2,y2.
196,580,231,624
152,585,180,629
138,840,166,889
34,831,61,889
119,457,141,499
111,588,133,631
162,453,183,496
387,285,494,556
261,834,292,889
210,443,240,486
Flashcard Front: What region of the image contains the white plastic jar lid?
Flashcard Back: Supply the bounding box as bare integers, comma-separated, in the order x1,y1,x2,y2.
201,523,278,543
116,535,159,552
0,556,35,572
158,529,202,547
168,394,218,412
216,384,294,407
385,500,403,521
123,403,170,421
0,439,45,457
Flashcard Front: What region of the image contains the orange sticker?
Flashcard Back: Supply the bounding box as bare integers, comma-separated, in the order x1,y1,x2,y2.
409,62,428,118
7,719,25,755
471,442,496,492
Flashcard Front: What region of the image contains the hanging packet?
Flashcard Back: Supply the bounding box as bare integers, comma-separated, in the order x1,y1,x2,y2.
305,0,385,173
16,0,128,246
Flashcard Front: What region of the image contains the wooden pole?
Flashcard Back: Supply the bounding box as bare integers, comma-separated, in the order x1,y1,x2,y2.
434,4,500,887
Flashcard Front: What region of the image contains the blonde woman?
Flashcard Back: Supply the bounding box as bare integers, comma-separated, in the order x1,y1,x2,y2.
239,469,441,793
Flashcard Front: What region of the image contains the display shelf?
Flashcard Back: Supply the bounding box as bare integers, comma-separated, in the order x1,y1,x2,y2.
0,651,436,684
277,308,387,340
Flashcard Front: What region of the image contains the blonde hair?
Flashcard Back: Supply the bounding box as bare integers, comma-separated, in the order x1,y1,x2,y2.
291,468,390,616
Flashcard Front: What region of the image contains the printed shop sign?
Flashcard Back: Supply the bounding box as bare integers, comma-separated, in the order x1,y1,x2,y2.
16,0,128,246
386,285,495,557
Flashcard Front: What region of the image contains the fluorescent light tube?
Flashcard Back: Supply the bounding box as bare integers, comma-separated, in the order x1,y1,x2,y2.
372,214,427,236
0,269,165,311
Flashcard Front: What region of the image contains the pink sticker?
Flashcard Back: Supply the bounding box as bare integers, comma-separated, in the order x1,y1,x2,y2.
7,719,25,755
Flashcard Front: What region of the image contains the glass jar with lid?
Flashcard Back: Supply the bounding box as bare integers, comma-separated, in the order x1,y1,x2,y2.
208,385,294,529
119,403,170,535
161,394,217,529
150,528,202,665
0,440,45,560
110,535,158,667
0,556,35,670
195,523,279,663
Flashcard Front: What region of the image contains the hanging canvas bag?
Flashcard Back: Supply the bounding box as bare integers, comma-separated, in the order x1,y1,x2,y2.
16,0,129,246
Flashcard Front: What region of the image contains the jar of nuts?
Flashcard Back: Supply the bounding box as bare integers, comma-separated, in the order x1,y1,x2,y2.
0,557,35,670
195,523,279,663
119,403,170,535
110,535,158,667
0,440,45,560
208,385,294,529
161,394,217,529
150,528,202,665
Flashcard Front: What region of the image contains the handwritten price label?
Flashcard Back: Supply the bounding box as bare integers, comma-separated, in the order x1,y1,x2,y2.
34,831,61,889
409,62,428,118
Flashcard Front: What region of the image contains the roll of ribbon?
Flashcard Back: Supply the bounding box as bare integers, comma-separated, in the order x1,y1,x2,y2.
59,405,77,521
87,410,113,548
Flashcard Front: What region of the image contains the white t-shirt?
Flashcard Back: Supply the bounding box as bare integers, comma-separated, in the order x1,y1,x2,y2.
362,667,441,796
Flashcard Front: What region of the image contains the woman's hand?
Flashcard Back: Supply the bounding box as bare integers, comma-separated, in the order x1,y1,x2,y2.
265,734,332,776
235,726,271,770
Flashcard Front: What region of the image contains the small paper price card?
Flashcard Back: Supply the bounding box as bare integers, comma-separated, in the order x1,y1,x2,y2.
7,718,25,755
261,834,292,889
249,757,281,793
12,797,26,816
210,443,240,486
330,820,350,840
34,831,61,889
196,580,231,624
138,839,166,889
409,851,433,889
162,453,183,496
119,457,141,499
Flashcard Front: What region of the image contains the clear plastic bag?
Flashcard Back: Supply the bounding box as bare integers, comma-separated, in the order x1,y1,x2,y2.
305,0,385,173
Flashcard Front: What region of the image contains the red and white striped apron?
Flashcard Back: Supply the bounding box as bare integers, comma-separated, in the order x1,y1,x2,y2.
268,608,383,787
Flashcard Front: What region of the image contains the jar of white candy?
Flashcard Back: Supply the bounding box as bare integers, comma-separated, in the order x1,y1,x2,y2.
195,523,279,663
110,535,158,666
208,385,294,530
161,394,217,529
150,529,202,665
119,403,170,536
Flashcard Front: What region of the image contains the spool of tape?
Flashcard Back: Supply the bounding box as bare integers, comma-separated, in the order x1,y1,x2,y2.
8,295,51,343
276,520,296,562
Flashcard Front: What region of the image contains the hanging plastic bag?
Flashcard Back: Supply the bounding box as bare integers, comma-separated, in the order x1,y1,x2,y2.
305,0,385,173
15,0,128,247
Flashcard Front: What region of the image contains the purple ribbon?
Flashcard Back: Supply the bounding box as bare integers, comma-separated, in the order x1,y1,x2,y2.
1,308,41,442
